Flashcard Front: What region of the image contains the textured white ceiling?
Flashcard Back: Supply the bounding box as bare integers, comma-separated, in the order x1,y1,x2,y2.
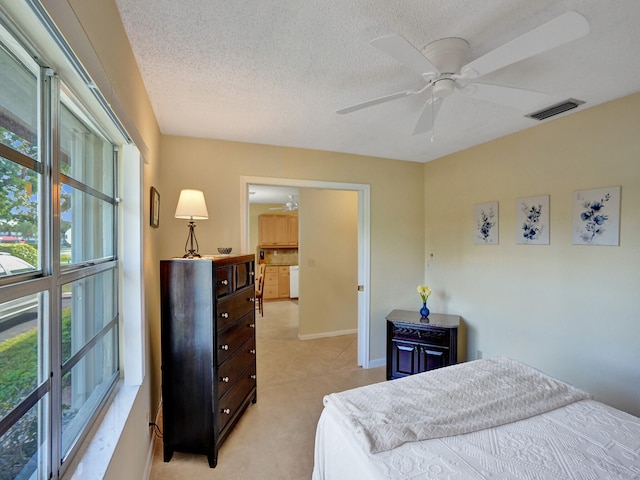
115,0,640,163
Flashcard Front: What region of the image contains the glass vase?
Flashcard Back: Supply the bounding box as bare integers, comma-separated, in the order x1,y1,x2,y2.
420,302,430,318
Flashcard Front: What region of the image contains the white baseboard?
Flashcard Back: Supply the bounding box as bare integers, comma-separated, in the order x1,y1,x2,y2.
143,434,155,479
367,357,386,369
144,400,163,479
298,328,357,340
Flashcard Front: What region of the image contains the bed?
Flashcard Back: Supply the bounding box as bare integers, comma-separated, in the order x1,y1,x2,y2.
313,357,640,479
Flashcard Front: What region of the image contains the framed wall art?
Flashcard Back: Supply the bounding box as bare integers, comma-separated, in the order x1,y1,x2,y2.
474,201,498,244
516,195,549,245
150,186,160,228
572,186,620,245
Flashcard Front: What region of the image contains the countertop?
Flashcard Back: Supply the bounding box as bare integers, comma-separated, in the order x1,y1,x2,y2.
385,309,460,328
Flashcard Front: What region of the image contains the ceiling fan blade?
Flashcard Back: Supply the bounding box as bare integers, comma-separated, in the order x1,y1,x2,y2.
466,83,548,109
371,34,440,77
337,90,414,114
413,98,443,135
462,12,590,78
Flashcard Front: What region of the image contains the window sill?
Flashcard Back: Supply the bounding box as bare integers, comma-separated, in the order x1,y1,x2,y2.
64,380,140,480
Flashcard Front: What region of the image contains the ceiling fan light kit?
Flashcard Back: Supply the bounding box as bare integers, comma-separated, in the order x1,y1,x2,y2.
338,11,590,137
432,78,455,98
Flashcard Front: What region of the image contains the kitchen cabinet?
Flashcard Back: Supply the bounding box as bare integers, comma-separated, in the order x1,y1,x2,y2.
264,265,291,299
160,255,257,467
385,310,460,380
263,266,279,299
258,214,298,247
278,266,290,298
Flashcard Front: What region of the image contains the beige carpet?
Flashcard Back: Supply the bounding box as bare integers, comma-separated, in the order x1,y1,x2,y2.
149,299,385,479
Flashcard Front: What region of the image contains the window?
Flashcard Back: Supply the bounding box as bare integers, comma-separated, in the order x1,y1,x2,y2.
0,11,122,480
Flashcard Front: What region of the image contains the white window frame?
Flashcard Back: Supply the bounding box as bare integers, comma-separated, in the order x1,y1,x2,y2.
0,3,145,478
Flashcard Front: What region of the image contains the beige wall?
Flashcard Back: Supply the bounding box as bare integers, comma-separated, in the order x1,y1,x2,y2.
158,135,426,363
424,92,640,415
298,188,359,338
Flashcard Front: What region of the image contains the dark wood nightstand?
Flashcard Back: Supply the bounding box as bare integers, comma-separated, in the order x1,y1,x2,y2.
386,310,460,380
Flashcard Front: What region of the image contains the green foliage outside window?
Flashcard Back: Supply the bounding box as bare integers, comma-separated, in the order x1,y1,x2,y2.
0,308,71,417
0,127,39,241
0,243,37,266
0,308,71,480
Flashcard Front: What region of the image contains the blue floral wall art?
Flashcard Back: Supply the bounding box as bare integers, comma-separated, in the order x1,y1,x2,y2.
474,202,498,244
572,186,621,245
516,195,549,245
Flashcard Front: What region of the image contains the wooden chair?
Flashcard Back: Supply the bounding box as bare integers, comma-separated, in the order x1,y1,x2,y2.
255,264,265,317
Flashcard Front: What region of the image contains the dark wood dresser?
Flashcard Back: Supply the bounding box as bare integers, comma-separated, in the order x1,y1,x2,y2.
386,310,460,380
160,255,257,467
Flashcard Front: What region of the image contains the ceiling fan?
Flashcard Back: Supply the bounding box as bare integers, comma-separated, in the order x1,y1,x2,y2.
269,195,299,211
337,12,590,135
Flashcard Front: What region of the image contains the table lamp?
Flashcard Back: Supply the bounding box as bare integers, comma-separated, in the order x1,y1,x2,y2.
174,189,209,258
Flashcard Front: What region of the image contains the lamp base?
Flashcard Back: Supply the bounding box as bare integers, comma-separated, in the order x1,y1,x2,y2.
183,221,201,258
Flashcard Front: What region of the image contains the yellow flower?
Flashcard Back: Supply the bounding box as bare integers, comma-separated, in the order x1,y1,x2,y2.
417,284,432,302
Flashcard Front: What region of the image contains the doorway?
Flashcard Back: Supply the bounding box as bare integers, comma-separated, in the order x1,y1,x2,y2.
240,176,371,367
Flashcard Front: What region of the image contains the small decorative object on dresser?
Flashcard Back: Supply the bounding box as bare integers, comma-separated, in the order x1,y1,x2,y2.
386,309,460,381
160,254,257,467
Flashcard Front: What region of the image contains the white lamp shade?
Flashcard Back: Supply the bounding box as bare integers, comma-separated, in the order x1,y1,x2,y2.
174,189,209,219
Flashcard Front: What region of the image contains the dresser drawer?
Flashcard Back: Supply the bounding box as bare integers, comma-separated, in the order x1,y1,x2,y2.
234,261,255,290
217,314,255,364
218,363,257,433
216,266,232,297
217,337,256,398
217,288,255,332
392,324,451,347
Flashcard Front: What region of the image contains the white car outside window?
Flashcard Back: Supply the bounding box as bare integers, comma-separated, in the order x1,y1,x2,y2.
0,253,38,330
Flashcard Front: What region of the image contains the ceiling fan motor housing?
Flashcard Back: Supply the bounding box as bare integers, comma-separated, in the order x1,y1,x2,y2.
421,37,470,75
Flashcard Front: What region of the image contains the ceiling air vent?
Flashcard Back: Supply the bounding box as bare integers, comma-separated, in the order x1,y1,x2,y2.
526,99,585,121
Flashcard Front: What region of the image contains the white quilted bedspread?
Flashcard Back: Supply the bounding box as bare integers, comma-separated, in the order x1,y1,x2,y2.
323,357,591,454
314,398,640,479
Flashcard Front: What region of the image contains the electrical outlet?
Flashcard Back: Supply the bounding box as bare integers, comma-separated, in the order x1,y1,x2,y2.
476,350,483,359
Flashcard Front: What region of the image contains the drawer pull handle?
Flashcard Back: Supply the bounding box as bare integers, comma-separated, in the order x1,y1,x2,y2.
248,323,255,328
220,376,229,383
221,408,231,415
248,297,255,302
220,312,229,319
220,344,229,351
250,271,255,276
220,279,229,286
249,349,256,355
250,374,257,380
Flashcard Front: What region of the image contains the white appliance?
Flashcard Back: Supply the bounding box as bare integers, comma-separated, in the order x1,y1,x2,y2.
289,265,299,299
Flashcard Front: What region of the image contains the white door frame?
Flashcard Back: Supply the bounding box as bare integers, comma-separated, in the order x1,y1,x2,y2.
240,176,371,368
